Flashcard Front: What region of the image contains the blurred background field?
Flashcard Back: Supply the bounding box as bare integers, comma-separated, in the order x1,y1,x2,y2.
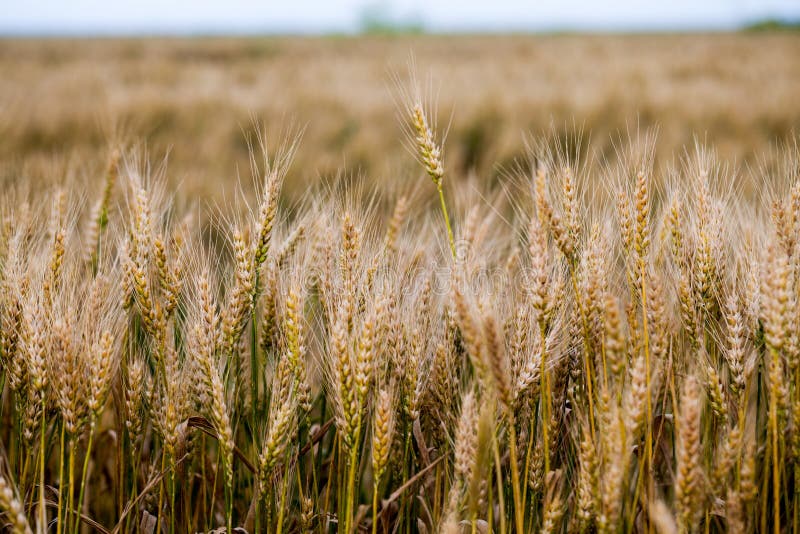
1,33,799,203
3,5,800,533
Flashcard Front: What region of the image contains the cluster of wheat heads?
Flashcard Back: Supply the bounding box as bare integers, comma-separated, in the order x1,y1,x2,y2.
1,99,800,534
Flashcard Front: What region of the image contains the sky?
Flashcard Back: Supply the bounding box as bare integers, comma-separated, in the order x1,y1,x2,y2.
2,0,800,35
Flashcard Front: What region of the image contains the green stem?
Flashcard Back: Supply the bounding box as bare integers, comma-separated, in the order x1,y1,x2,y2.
38,405,47,532
251,271,261,444
169,459,176,534
56,424,65,534
19,445,30,507
315,394,326,494
155,448,166,534
126,436,139,534
67,440,76,534
225,464,233,534
117,426,124,521
14,410,21,482
487,479,494,531
769,347,780,534
539,323,551,476
261,478,273,531
275,470,291,534
200,434,207,530
639,257,653,532
522,412,536,512
436,183,456,259
344,425,362,534
570,267,596,442
371,476,380,534
492,432,506,534
627,450,647,534
399,428,412,533
333,437,342,533
73,421,96,534
506,421,524,534
209,451,219,532
759,360,768,534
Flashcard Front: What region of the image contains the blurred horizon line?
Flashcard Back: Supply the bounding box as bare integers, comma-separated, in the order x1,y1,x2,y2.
2,14,799,38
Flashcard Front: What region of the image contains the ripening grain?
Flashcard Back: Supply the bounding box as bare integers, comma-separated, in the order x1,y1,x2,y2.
1,48,800,533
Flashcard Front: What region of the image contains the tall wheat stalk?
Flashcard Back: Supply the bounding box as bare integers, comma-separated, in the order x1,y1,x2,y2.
409,101,456,259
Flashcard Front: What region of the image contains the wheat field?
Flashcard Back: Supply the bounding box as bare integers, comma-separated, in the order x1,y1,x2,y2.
1,34,800,533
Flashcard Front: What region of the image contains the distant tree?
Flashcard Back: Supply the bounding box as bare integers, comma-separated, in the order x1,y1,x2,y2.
743,18,800,32
359,1,425,35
